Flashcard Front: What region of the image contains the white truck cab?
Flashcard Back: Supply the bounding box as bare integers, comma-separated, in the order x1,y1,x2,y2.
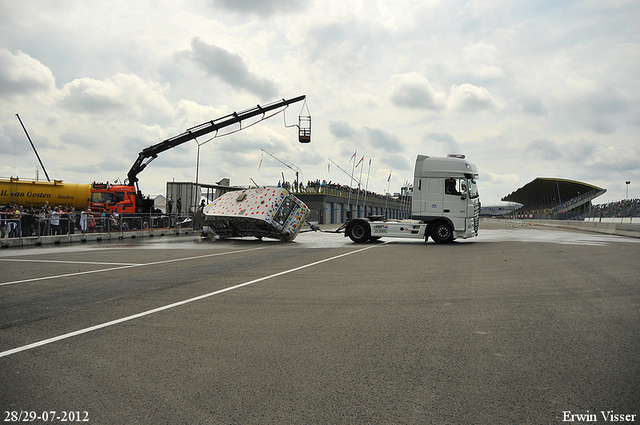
345,154,480,244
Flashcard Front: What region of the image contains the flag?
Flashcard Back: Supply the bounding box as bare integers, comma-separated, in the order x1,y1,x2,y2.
388,171,392,182
328,163,331,172
356,156,364,167
258,155,262,170
349,151,357,162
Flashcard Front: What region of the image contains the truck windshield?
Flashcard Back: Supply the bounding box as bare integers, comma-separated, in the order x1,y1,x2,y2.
467,179,479,199
91,192,113,203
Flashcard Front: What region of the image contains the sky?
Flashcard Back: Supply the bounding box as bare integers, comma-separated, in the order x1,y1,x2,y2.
1,0,638,206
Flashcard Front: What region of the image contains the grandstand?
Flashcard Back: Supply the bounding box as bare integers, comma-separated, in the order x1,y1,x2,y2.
502,178,606,219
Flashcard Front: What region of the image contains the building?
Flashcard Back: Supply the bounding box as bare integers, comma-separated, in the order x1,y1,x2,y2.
296,185,410,224
502,177,606,219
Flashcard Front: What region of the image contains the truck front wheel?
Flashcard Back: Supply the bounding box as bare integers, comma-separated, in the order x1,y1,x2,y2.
431,221,454,244
346,221,370,243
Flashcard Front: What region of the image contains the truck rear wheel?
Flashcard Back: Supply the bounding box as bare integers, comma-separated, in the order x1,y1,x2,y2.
346,220,370,243
431,221,453,244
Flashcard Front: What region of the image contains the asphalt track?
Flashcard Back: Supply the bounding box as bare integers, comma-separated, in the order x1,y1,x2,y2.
1,220,638,424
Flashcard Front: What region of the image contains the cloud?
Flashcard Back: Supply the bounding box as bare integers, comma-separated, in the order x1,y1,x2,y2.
208,0,309,16
175,37,278,100
524,138,565,162
0,49,55,96
423,132,461,154
578,89,631,134
57,73,173,120
484,171,521,186
587,119,616,135
519,96,548,116
379,154,411,173
462,42,504,80
1,118,55,156
329,121,356,139
303,18,390,70
363,127,403,152
0,124,35,156
447,84,498,113
389,74,498,114
390,73,444,111
563,140,598,162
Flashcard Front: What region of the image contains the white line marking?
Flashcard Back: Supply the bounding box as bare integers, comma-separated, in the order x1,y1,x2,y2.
0,258,139,266
0,247,265,287
0,243,384,358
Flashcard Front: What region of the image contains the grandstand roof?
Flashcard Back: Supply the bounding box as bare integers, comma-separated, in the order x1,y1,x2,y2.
501,178,606,207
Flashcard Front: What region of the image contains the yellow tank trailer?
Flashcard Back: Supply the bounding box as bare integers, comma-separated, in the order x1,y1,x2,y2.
0,178,91,210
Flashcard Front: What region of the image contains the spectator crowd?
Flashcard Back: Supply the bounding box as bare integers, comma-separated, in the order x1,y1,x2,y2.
0,201,80,238
0,201,117,238
590,198,640,218
278,179,403,202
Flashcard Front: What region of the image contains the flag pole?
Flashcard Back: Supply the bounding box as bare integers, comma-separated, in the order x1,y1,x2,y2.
362,158,372,216
355,156,365,216
385,171,392,219
347,150,356,220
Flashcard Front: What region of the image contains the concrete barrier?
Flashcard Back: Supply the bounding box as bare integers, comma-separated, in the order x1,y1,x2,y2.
0,227,197,249
520,219,640,238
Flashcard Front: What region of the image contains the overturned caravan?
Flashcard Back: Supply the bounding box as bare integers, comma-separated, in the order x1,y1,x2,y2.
201,187,310,241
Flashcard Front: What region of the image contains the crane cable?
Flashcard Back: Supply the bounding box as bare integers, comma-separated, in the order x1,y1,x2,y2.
283,98,310,129
196,105,294,147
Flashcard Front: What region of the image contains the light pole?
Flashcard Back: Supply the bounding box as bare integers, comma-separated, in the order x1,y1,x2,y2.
625,181,631,199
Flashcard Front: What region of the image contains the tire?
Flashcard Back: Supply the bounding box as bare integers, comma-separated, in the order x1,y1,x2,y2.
347,221,370,243
431,221,453,244
142,218,150,229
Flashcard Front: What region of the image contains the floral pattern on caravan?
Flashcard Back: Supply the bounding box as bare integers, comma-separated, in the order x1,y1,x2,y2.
202,187,310,241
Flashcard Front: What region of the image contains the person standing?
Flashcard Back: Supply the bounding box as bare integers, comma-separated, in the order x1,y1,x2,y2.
177,196,182,214
80,207,88,233
6,207,17,237
68,207,76,234
0,207,7,238
167,195,174,214
87,209,96,233
42,202,51,235
50,207,61,235
20,207,31,237
61,207,68,234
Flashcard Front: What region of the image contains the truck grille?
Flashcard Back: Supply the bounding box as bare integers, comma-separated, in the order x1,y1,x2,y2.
474,202,480,234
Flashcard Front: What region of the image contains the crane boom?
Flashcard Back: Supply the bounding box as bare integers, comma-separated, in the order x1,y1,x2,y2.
126,95,306,187
16,114,51,182
260,148,301,174
260,148,302,185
